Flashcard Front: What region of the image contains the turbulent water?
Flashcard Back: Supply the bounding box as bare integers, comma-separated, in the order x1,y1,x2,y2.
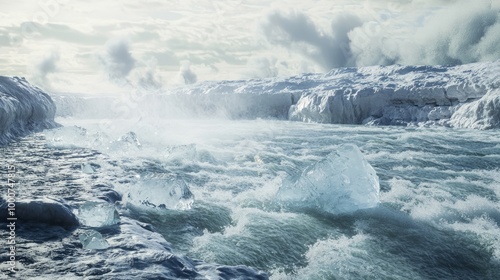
30,118,500,279
1,62,500,278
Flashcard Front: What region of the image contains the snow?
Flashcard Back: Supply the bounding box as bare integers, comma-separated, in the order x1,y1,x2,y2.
75,201,120,227
51,61,500,129
125,173,195,210
0,76,58,144
276,144,380,214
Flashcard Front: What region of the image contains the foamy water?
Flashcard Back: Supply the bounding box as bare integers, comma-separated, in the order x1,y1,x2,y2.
44,118,500,279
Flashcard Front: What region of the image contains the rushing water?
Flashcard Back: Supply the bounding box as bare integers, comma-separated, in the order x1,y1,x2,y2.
15,118,500,279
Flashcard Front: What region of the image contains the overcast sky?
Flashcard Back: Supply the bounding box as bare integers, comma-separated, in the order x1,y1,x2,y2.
1,0,499,93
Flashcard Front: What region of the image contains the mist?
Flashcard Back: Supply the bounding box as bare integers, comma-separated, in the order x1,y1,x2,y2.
31,50,60,87
99,39,136,81
263,0,500,70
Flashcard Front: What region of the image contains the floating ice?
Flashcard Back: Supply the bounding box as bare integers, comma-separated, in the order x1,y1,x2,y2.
76,201,120,227
79,229,110,250
117,131,142,147
126,174,194,210
80,163,95,174
107,131,142,153
277,144,380,214
165,144,197,163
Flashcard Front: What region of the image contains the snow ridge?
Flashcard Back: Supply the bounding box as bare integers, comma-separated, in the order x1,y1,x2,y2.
0,76,58,144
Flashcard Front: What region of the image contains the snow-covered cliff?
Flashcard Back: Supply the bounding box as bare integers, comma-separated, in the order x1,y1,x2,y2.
0,76,58,144
52,61,500,129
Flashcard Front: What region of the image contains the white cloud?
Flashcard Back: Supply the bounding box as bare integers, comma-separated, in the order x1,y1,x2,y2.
1,0,500,93
262,0,500,70
99,38,136,82
262,11,362,70
179,61,197,85
133,59,164,91
31,49,60,88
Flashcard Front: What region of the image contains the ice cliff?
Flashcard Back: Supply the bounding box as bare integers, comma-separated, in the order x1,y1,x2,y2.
5,61,500,130
0,76,57,144
53,61,500,129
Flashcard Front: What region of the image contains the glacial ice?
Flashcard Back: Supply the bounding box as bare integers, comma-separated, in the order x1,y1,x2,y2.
450,89,500,129
79,229,110,250
76,201,120,227
0,76,57,144
126,174,194,210
80,163,95,174
277,144,380,214
51,61,500,129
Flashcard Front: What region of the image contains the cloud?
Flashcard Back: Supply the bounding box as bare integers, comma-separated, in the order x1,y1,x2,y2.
246,57,279,79
261,11,362,70
31,50,60,88
133,59,163,91
99,39,136,81
179,61,197,85
262,1,500,70
98,39,167,91
396,1,500,65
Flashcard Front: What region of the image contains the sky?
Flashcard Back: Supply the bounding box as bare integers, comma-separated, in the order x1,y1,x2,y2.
1,0,500,94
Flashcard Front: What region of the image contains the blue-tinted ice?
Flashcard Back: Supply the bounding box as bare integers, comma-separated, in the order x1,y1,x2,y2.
76,201,120,227
79,229,110,250
277,144,380,214
126,175,194,210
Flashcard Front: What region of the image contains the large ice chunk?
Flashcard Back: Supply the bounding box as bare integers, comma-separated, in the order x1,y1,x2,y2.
126,174,194,210
277,144,380,214
76,201,120,227
79,229,110,250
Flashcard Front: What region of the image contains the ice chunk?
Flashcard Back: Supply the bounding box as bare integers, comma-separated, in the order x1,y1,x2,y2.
126,174,194,210
80,163,95,174
277,144,380,214
76,201,120,227
79,229,110,250
106,131,142,154
118,131,142,147
164,144,197,163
